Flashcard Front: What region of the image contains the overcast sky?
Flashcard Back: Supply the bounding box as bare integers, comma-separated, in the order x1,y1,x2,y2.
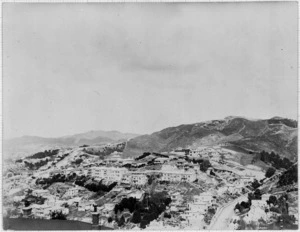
3,2,298,139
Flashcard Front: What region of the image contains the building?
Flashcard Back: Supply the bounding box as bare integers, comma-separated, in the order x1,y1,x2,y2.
170,192,183,204
99,203,115,218
88,167,128,182
64,187,80,198
131,173,148,186
120,172,148,186
195,192,215,205
188,150,202,158
160,165,197,182
121,173,131,185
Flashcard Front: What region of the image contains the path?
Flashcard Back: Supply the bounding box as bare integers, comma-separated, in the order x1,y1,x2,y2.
208,194,247,230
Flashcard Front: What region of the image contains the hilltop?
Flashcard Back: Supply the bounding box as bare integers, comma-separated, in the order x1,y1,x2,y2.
123,116,297,160
4,130,139,160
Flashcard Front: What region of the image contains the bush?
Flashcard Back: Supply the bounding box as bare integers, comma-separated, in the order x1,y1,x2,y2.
28,149,59,159
50,210,67,220
75,158,83,165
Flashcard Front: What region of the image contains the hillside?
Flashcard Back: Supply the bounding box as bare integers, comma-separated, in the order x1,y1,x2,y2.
4,130,139,160
123,117,297,160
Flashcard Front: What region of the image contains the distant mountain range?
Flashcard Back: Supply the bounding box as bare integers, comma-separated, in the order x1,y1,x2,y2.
4,116,298,161
3,130,139,159
123,116,298,160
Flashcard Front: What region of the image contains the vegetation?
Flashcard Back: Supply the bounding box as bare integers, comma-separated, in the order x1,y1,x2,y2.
265,167,276,178
135,152,152,161
248,189,262,200
22,195,46,206
83,142,126,157
200,160,212,172
251,179,261,190
267,195,278,206
23,152,69,170
235,200,251,213
27,149,60,159
258,150,293,170
74,158,83,165
278,164,298,187
36,174,117,193
113,192,171,228
24,159,49,170
50,210,67,220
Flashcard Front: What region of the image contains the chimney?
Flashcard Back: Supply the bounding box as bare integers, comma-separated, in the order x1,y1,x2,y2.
91,204,100,230
22,207,32,218
92,212,100,230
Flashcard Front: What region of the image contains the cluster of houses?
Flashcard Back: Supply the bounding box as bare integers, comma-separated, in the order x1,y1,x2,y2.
84,164,198,186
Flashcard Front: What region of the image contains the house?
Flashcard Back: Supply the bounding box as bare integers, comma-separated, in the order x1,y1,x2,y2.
31,204,52,219
100,203,115,218
64,187,80,198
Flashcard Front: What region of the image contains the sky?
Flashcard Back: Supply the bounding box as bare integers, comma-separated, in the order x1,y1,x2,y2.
3,2,298,139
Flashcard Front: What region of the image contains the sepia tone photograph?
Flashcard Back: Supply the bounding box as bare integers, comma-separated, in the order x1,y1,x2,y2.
2,2,298,230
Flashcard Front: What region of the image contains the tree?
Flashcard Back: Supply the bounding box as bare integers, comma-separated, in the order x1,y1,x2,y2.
131,211,141,224
265,167,276,178
235,203,242,212
117,216,125,227
24,200,30,207
267,195,277,206
200,160,212,172
251,179,260,189
51,210,67,220
75,158,83,165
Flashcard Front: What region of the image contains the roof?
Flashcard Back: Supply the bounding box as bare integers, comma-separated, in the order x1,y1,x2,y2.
3,218,113,230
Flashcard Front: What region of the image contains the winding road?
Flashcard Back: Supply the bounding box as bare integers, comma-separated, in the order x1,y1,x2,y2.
208,195,248,230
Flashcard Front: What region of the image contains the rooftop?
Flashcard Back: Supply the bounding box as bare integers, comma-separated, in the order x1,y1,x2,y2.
3,217,113,230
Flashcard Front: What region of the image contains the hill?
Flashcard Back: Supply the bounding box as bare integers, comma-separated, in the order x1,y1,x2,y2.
123,116,297,160
4,130,139,160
